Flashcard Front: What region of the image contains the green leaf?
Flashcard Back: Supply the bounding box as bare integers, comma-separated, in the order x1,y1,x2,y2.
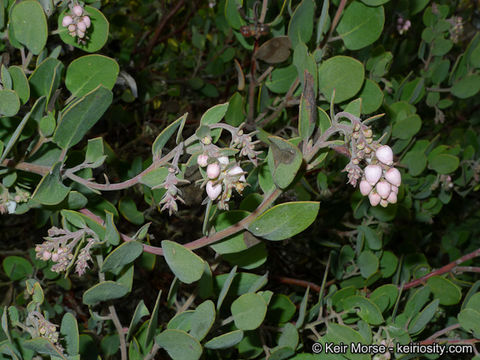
205,330,244,349
140,167,169,188
82,281,128,305
145,289,162,347
325,323,368,360
32,162,71,205
53,85,112,149
189,300,215,341
162,240,205,284
318,56,365,103
408,299,439,334
370,284,398,312
342,295,384,325
288,0,315,49
1,65,12,90
249,201,319,241
66,55,119,98
60,313,79,356
126,300,150,341
217,266,237,310
39,113,56,137
428,154,459,174
0,109,32,163
337,2,384,50
231,293,267,330
152,113,187,157
458,308,480,335
266,65,298,94
23,338,66,359
0,90,20,117
168,311,194,332
101,241,143,273
200,103,229,125
58,6,109,52
2,256,33,281
359,79,384,114
358,225,381,250
298,71,317,141
7,66,29,104
104,211,120,246
224,0,245,30
268,295,296,324
358,251,379,278
29,58,64,104
225,92,245,126
451,75,480,99
361,0,389,5
392,114,422,140
155,332,202,360
11,1,48,55
211,211,250,254
427,276,462,305
267,136,303,189
296,287,309,329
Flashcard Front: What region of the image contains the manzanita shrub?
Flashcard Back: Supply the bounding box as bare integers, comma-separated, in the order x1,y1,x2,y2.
1,0,480,359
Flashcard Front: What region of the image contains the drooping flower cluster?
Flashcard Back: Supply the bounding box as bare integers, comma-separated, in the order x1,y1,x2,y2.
397,16,411,35
25,311,63,352
341,115,402,207
35,227,99,275
61,4,91,42
448,16,463,43
0,185,30,215
359,145,401,207
198,154,247,210
158,167,187,215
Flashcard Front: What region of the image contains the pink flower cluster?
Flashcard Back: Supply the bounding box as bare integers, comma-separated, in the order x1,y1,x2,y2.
61,4,91,40
359,145,401,207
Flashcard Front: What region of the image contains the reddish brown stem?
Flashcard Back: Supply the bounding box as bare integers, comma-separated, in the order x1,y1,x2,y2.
323,0,348,46
274,276,336,293
402,247,480,290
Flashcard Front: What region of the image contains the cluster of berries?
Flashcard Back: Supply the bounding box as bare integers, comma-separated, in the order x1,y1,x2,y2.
61,4,91,41
359,145,402,207
197,154,246,209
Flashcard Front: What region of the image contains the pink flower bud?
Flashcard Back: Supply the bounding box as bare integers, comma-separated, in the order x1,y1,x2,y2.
207,163,220,179
218,156,229,165
387,191,397,204
51,253,59,262
391,185,398,194
228,166,246,182
359,180,372,196
385,168,401,187
364,165,382,186
376,145,393,165
77,29,85,38
197,154,209,167
43,251,51,260
68,24,76,32
206,181,222,200
73,5,83,16
82,16,91,28
380,199,389,207
62,15,73,27
368,192,381,206
376,180,391,199
77,21,87,32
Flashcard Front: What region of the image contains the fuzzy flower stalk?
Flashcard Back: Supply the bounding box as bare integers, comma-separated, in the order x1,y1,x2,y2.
339,113,402,207
25,311,63,352
35,226,100,276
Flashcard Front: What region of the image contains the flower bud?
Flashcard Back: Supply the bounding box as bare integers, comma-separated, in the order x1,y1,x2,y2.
77,21,87,32
228,165,246,182
82,15,91,28
365,147,372,154
391,185,398,194
197,154,209,167
387,191,397,204
77,29,85,38
363,128,373,138
51,253,59,262
73,5,83,16
376,145,393,165
217,156,229,165
43,251,51,260
206,163,220,179
62,15,73,27
376,180,391,199
69,31,76,37
364,165,382,186
206,181,222,200
359,180,372,196
380,199,389,207
68,24,76,32
368,192,381,206
385,168,401,187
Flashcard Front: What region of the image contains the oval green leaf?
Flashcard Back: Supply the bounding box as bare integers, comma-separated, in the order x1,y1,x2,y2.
82,281,129,305
162,240,205,284
205,330,244,349
101,241,144,273
0,90,20,117
155,329,202,360
8,66,30,104
248,201,319,241
11,1,48,55
231,293,267,330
